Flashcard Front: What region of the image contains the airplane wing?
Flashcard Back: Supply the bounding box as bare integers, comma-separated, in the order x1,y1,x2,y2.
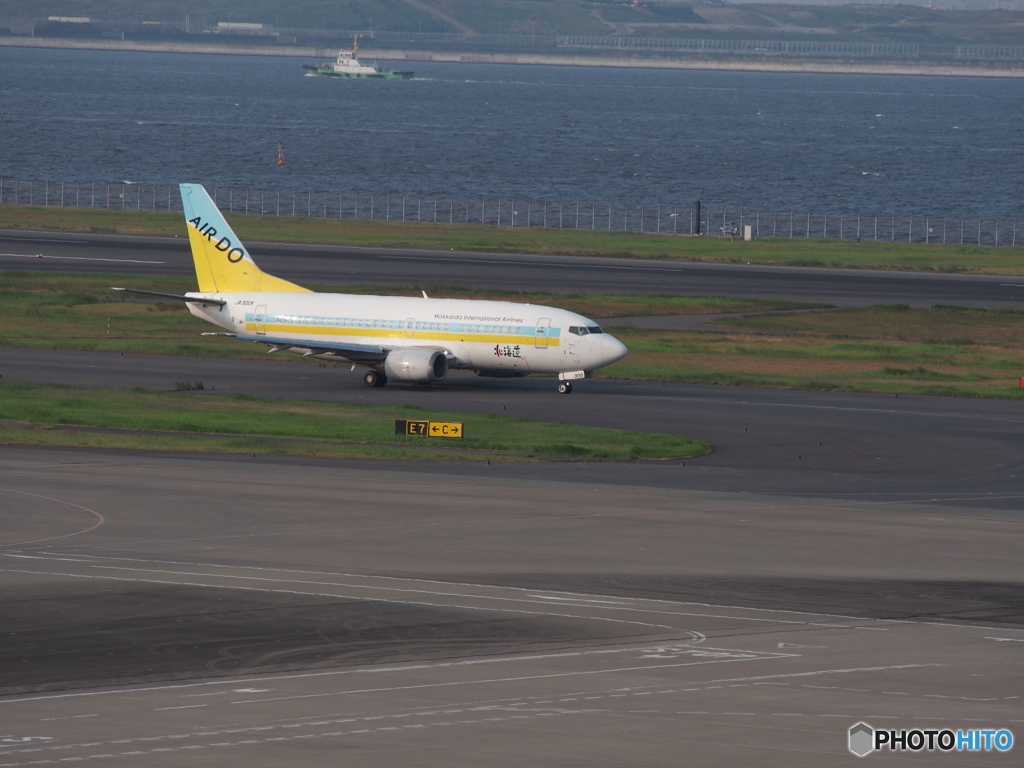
202,333,387,363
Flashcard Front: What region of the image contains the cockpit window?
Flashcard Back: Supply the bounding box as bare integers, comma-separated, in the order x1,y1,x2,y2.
587,326,604,334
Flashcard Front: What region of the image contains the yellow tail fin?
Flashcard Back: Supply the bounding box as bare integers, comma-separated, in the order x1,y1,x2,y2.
179,184,311,294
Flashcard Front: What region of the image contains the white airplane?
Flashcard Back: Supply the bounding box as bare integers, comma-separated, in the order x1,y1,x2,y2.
114,184,628,393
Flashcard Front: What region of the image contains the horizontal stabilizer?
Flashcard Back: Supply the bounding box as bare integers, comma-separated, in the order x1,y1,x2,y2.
111,288,226,307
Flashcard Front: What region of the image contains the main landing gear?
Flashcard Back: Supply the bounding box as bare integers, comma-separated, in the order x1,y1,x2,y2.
363,370,388,388
557,381,573,394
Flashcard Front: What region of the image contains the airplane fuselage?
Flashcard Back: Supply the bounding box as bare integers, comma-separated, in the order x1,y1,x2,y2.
187,291,628,377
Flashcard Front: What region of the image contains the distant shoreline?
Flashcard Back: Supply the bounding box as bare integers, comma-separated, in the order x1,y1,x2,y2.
3,36,1023,78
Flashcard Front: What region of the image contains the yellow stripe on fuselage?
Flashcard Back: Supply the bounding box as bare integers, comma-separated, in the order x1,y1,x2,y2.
244,323,560,347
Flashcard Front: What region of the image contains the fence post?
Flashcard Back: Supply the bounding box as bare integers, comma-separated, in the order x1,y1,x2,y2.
641,206,646,233
1014,220,1017,248
977,220,981,246
61,182,64,207
942,218,946,244
449,198,453,225
386,194,390,222
822,213,826,238
856,214,860,240
925,216,929,244
609,203,613,232
790,212,794,238
593,203,597,231
559,202,563,229
434,197,438,224
995,220,999,247
576,202,580,230
891,216,895,242
960,219,964,245
527,200,532,228
839,214,843,240
909,216,912,243
806,212,810,238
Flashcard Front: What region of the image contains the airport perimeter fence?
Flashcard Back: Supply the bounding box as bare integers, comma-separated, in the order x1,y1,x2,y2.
2,178,1022,249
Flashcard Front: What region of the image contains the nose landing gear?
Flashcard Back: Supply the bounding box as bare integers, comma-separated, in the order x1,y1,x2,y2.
363,369,388,388
557,381,573,394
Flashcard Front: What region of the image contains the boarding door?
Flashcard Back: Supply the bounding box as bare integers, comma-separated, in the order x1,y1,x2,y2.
534,318,551,349
406,318,416,338
254,305,267,336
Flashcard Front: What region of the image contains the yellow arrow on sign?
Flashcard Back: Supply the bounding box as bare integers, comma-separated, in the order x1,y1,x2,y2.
428,421,464,439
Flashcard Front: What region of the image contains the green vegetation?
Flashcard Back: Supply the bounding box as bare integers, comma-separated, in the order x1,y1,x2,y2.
3,272,1023,398
3,205,1022,275
600,305,1024,399
0,383,709,461
0,271,823,357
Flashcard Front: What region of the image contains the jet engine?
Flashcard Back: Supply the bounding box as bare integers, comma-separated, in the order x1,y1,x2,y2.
383,348,449,383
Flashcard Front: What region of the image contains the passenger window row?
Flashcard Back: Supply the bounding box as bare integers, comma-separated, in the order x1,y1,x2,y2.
265,316,536,335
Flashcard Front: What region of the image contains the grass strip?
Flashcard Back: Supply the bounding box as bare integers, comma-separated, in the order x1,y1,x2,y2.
600,304,1024,398
2,204,1022,274
0,383,710,462
3,272,1022,399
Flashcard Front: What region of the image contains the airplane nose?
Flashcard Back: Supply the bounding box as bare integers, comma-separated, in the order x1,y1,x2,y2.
600,333,628,365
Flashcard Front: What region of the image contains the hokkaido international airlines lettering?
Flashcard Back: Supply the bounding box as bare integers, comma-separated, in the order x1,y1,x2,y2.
434,313,525,323
188,216,246,263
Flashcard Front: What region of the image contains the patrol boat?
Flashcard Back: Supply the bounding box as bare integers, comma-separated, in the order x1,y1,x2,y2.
303,37,413,79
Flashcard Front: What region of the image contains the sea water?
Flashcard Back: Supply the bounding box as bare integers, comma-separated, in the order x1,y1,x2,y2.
1,46,1022,219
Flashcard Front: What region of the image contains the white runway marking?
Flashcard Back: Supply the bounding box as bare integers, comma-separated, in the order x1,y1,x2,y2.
11,552,921,625
0,490,105,547
0,567,674,629
0,253,164,264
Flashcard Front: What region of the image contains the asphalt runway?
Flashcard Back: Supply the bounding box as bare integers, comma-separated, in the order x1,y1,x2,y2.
1,451,1022,766
3,231,1023,764
4,228,1024,307
3,347,1023,511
